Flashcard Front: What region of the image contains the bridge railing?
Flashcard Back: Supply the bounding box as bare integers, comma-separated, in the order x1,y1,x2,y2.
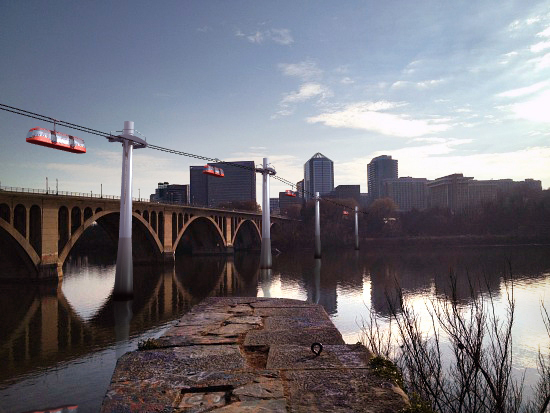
0,185,293,218
0,185,124,200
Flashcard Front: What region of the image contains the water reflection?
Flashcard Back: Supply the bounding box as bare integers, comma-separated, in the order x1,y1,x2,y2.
0,245,549,412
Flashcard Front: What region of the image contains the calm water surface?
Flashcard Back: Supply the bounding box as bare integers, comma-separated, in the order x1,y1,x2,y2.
0,245,549,412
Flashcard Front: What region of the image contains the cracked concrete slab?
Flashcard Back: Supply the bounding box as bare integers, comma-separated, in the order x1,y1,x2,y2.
101,297,409,413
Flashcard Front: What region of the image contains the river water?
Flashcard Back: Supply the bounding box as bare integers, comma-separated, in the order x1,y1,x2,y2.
0,244,549,412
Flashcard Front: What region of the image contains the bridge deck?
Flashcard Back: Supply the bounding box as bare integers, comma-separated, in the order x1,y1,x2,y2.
101,297,409,412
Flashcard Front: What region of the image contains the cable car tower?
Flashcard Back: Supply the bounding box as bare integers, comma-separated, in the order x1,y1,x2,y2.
108,121,147,299
255,158,276,269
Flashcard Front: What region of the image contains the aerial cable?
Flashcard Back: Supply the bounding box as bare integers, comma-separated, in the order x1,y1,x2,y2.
1,103,368,214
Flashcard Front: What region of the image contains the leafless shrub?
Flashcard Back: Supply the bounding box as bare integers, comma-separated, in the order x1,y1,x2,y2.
360,270,550,413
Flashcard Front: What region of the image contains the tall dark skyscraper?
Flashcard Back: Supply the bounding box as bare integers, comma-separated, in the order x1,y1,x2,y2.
304,153,334,200
367,155,398,201
190,161,256,207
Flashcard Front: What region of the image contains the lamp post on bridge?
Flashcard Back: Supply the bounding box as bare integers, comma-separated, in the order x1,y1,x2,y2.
109,121,147,300
256,158,276,269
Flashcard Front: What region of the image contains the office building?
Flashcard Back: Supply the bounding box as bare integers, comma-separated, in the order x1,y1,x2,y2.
270,198,280,215
427,173,473,212
150,182,190,204
304,153,334,200
383,178,428,211
190,161,256,207
296,179,304,199
367,155,398,201
327,185,361,203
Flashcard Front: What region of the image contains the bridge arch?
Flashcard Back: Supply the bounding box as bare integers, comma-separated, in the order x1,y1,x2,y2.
232,219,261,251
58,210,164,266
0,218,41,276
173,216,226,255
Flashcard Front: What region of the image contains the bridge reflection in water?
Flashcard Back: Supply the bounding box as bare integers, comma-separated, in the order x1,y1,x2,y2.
0,252,261,385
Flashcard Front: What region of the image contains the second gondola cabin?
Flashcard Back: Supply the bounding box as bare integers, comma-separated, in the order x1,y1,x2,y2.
203,164,224,177
26,128,86,154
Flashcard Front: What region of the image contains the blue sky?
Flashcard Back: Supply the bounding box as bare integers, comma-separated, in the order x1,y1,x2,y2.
1,0,549,201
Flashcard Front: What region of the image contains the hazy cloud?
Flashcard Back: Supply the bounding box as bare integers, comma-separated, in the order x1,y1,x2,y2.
498,81,550,98
307,101,450,138
281,83,330,104
278,60,322,80
391,79,445,89
236,28,294,45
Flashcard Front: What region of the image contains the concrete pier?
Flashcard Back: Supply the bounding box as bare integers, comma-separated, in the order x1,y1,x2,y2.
101,297,409,412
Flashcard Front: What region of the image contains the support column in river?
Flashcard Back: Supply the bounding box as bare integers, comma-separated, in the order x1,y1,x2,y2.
258,158,276,269
110,121,147,300
314,192,321,259
354,206,359,250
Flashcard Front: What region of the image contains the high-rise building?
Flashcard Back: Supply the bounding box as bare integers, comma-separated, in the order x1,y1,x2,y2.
367,155,398,201
296,179,304,199
190,161,256,207
150,182,190,204
304,153,334,200
382,178,428,211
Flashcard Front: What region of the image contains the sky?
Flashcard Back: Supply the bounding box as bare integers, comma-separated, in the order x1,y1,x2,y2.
1,0,549,203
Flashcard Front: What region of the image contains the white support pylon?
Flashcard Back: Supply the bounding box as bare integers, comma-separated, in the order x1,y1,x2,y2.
110,121,147,300
257,157,276,269
355,206,359,250
314,192,321,259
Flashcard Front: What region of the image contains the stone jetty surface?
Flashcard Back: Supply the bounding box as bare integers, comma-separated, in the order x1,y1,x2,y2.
101,297,409,412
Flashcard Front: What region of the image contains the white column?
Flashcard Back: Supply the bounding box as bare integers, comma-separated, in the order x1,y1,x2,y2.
354,206,359,250
114,121,135,299
260,157,272,269
314,192,321,258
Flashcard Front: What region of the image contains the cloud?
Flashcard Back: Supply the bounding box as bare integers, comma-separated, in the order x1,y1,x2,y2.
510,90,550,123
237,28,294,45
537,26,550,38
278,60,322,80
536,52,550,69
498,81,550,98
531,40,550,53
306,101,451,138
281,83,330,104
247,31,264,44
273,83,331,118
340,77,354,85
270,29,294,45
391,79,445,89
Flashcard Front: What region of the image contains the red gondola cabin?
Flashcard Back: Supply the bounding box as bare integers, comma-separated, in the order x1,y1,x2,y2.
203,164,224,177
26,128,86,154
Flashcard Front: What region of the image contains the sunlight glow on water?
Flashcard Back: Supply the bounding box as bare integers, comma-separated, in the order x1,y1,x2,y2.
61,265,115,321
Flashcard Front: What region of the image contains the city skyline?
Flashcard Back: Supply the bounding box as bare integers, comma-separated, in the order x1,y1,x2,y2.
1,1,549,204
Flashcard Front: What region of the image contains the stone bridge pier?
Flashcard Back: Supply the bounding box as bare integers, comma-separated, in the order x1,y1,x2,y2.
0,190,289,281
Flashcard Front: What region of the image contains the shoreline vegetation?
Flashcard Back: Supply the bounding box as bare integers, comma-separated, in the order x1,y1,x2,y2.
272,188,550,251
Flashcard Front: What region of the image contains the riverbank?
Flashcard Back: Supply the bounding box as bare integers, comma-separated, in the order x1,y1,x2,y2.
360,234,550,248
101,297,410,412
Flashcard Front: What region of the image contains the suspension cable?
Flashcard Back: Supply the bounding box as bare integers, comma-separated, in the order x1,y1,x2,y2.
1,103,367,214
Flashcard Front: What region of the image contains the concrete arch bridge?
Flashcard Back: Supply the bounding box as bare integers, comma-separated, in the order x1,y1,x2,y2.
0,189,290,281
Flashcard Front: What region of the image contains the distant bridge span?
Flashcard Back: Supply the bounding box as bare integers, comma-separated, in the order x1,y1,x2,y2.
0,188,291,280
